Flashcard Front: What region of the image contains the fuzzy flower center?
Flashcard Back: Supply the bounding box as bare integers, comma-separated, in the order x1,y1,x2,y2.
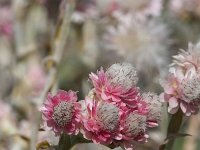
142,92,161,120
52,101,74,127
96,102,119,132
181,75,200,102
106,63,138,90
124,113,146,137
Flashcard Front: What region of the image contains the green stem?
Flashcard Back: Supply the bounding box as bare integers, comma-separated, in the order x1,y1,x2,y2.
57,133,71,150
160,108,183,150
70,134,91,148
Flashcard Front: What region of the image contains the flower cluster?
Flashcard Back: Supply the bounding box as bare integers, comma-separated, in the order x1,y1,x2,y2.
81,63,162,149
41,63,162,150
160,43,200,116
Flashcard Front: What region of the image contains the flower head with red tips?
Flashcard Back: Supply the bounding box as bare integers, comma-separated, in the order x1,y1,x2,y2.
89,63,141,107
40,90,81,135
119,110,148,150
80,96,123,145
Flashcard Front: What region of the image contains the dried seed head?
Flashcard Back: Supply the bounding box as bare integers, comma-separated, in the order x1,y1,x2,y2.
106,63,138,90
124,113,146,137
142,92,162,121
52,101,74,127
96,102,119,132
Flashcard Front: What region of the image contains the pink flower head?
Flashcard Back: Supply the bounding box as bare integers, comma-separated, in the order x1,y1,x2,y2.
142,92,162,127
89,63,141,107
41,90,81,135
80,96,123,145
119,110,148,150
160,66,200,116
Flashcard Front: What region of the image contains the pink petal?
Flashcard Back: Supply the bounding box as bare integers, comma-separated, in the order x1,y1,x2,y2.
169,97,178,108
165,87,175,95
180,102,187,113
168,106,179,114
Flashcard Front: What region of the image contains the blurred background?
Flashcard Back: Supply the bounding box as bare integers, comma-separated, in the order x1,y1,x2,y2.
0,0,200,149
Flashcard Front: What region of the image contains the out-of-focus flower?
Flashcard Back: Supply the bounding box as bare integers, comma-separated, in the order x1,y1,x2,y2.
70,0,98,23
169,0,200,19
161,43,200,116
80,97,123,145
142,92,162,127
104,12,169,82
40,90,81,135
95,0,163,18
25,65,46,95
0,6,13,38
115,0,163,18
89,63,141,107
71,0,163,23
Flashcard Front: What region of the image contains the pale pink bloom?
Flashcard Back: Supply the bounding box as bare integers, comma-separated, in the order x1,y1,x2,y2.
142,92,162,127
70,0,98,23
40,90,81,135
26,65,46,95
144,0,163,17
80,96,123,145
89,63,141,107
160,67,200,116
172,43,200,72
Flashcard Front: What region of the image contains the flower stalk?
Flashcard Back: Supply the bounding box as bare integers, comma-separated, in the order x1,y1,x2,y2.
57,134,71,150
160,108,183,150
